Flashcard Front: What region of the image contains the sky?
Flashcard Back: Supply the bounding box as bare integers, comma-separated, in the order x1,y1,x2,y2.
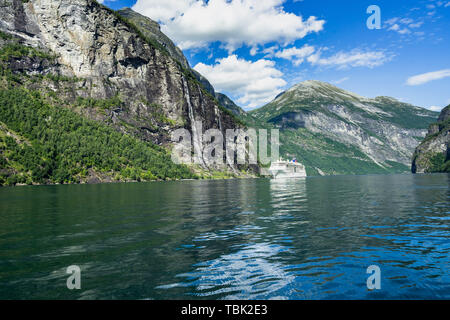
100,0,450,111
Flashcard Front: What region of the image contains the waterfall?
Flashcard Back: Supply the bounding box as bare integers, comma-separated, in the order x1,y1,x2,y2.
197,84,205,113
182,77,204,166
218,109,223,133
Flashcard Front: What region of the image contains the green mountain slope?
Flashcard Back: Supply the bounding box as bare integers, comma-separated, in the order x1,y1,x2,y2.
0,84,195,186
248,80,438,175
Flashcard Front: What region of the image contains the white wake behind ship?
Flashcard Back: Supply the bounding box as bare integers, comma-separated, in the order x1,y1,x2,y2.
268,159,307,179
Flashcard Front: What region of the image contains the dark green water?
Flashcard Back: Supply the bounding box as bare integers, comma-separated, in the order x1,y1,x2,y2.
0,174,449,300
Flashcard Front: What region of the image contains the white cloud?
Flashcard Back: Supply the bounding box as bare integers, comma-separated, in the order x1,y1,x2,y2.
385,17,399,25
266,45,391,70
388,23,411,34
194,55,286,109
132,0,195,22
397,28,411,34
388,24,400,31
429,105,443,112
261,45,279,57
132,0,325,51
406,69,450,85
384,16,426,35
332,77,349,84
409,21,424,28
399,18,414,24
307,49,392,69
274,44,315,66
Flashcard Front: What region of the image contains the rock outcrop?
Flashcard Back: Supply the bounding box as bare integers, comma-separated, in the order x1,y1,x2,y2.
116,7,190,70
412,105,450,173
115,7,245,117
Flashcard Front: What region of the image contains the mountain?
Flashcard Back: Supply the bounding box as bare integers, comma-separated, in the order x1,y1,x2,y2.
215,93,246,116
0,0,253,186
249,80,439,175
116,7,190,70
412,105,450,173
116,7,245,117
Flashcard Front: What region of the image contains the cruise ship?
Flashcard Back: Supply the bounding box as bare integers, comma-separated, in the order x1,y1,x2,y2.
268,159,307,179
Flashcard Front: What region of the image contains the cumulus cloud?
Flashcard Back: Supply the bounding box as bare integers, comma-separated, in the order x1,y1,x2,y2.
406,69,450,85
273,44,315,66
194,55,286,109
261,45,279,57
132,0,194,22
306,49,392,69
429,105,444,112
132,0,325,51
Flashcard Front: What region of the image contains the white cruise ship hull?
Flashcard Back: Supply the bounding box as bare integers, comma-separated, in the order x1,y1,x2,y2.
268,161,307,179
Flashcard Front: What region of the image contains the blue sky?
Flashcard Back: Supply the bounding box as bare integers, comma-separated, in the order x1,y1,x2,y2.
101,0,450,111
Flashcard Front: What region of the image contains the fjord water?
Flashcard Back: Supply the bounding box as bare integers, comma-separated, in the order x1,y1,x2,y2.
0,174,449,300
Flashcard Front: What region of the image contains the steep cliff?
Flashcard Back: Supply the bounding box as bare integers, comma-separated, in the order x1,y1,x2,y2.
115,7,245,117
412,105,450,173
0,0,252,185
249,80,439,175
116,7,190,70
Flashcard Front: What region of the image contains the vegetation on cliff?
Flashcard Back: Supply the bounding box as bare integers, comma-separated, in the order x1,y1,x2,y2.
0,39,196,186
412,105,450,173
0,86,196,186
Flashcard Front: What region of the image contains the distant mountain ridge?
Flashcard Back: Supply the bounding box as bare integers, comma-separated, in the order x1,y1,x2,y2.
249,80,438,175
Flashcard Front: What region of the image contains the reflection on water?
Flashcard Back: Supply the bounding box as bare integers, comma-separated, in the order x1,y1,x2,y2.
0,174,449,299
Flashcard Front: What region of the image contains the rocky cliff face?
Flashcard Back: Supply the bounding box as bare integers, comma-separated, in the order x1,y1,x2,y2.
412,105,450,173
116,7,190,70
249,80,439,175
0,0,249,175
115,7,246,117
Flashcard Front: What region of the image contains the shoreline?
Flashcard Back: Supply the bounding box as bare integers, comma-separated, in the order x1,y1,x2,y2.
2,172,448,188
